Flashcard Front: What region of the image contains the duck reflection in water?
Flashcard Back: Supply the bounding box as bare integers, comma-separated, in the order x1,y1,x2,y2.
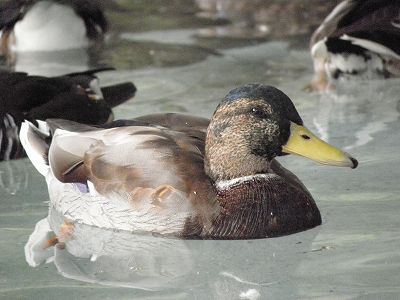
312,81,400,152
25,208,319,298
0,0,107,71
0,160,29,195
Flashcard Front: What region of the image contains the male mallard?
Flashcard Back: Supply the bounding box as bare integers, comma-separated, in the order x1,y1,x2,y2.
21,84,357,239
0,68,136,160
308,0,400,91
0,0,107,54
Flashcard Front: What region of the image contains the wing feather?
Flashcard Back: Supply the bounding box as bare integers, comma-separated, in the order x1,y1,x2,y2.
50,122,209,198
311,1,400,56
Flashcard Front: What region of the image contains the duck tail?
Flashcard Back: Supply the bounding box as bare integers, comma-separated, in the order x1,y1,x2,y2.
19,120,50,176
64,67,115,77
101,82,137,108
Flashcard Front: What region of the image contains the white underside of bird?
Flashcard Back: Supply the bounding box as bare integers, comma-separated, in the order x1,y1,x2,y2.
9,1,88,51
311,35,399,80
19,121,192,234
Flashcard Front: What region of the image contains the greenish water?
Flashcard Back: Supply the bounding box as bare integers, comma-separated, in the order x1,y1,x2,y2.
1,1,399,299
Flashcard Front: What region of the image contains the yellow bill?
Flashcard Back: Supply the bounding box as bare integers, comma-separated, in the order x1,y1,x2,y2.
282,122,358,169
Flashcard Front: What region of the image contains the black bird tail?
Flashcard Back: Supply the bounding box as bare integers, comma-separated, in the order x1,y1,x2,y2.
101,82,137,108
64,67,115,78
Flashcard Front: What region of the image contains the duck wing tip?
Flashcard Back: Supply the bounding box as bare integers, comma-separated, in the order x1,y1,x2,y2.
19,120,50,176
101,82,137,107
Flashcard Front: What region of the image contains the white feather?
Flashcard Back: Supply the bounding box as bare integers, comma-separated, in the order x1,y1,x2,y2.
46,175,191,234
312,0,353,42
12,1,88,52
19,121,50,176
26,125,195,234
37,120,50,134
311,38,328,59
89,78,104,100
323,0,353,24
87,180,100,197
340,34,400,59
216,174,277,190
330,53,367,73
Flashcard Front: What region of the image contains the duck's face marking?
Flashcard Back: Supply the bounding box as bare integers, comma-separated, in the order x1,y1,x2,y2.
205,84,304,181
211,98,274,131
209,98,292,160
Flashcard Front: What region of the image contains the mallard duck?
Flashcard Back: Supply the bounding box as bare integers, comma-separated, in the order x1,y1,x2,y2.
308,0,400,91
0,0,107,54
21,84,357,239
0,68,136,160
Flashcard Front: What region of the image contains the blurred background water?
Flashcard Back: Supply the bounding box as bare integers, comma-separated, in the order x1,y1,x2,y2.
1,1,400,299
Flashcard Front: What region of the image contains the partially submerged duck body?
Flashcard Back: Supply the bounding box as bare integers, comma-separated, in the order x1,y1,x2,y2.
0,68,136,160
0,0,107,54
309,0,400,91
21,84,357,239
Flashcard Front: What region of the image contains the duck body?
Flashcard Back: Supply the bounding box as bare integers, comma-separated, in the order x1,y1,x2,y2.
0,0,107,53
21,84,357,239
309,0,400,90
0,68,136,160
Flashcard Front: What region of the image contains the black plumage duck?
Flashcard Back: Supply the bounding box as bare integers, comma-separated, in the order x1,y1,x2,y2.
21,84,357,239
0,0,107,54
308,0,400,91
0,68,136,160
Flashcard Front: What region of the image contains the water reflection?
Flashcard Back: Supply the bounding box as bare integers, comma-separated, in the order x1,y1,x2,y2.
0,1,398,298
101,40,219,70
5,0,343,76
312,80,400,151
25,208,319,298
7,49,92,76
0,160,29,195
195,0,341,40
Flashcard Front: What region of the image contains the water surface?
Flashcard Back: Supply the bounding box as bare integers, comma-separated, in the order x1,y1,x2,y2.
0,1,399,299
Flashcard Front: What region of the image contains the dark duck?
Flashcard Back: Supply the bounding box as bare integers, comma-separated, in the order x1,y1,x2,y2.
0,0,107,54
308,0,400,91
20,84,357,240
0,68,136,161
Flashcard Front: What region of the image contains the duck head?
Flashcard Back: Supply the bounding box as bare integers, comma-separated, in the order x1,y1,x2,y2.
205,84,357,181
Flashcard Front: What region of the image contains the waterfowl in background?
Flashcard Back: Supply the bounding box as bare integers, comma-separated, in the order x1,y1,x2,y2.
0,68,136,161
21,84,357,239
308,0,400,91
0,0,107,55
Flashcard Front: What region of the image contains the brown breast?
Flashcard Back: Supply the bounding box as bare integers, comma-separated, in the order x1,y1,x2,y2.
182,174,321,239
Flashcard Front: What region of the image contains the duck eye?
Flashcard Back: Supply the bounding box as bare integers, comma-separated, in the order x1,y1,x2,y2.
251,107,266,118
301,134,311,140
